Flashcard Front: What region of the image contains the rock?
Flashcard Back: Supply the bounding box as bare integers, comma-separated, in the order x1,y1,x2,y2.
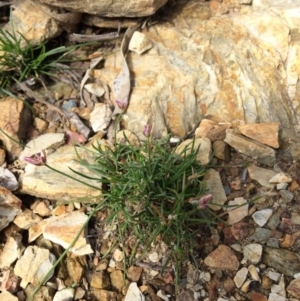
28,220,47,243
287,278,300,299
204,169,227,210
74,287,85,300
268,271,281,283
0,148,5,165
175,138,211,165
20,145,100,201
31,200,52,217
53,288,75,301
213,140,231,161
89,103,112,132
231,222,248,240
248,264,260,282
0,97,32,161
7,0,63,45
238,123,279,148
269,172,292,184
127,266,143,282
92,0,297,140
195,119,231,142
13,209,42,229
249,228,271,243
110,270,125,292
0,291,18,301
14,246,56,287
271,275,286,297
19,133,66,161
224,130,276,166
149,252,159,263
129,31,153,55
90,289,118,301
209,1,228,15
124,283,145,301
249,292,267,301
279,190,294,203
243,243,263,264
252,209,273,227
42,211,93,255
267,293,286,301
263,247,300,277
24,284,56,301
204,244,239,270
90,271,111,289
247,165,277,188
34,117,48,132
0,235,24,269
116,130,140,146
0,167,19,191
36,0,167,17
66,256,84,284
234,267,248,288
113,248,124,262
227,197,249,225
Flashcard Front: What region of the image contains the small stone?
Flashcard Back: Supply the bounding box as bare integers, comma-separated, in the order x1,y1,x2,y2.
113,248,124,262
252,209,273,227
127,266,143,282
0,291,18,301
157,290,169,301
0,148,5,165
261,275,273,290
269,172,292,184
279,190,294,203
14,209,42,229
268,271,281,282
243,243,263,264
110,270,125,292
268,293,286,301
124,283,145,301
249,228,271,243
287,278,300,299
276,183,288,190
212,140,231,161
66,257,84,285
267,213,280,230
195,119,231,142
234,267,248,288
96,259,109,271
128,31,153,55
90,103,112,132
204,244,239,270
14,246,56,287
248,264,260,282
32,200,52,217
90,271,111,289
74,287,85,300
249,292,267,301
34,117,48,132
0,235,24,268
227,197,249,225
53,288,75,301
0,167,19,191
149,252,159,263
231,222,248,240
247,165,276,188
205,169,227,211
90,289,117,301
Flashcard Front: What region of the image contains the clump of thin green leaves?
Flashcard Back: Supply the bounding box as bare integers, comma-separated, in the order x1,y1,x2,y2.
74,134,217,258
0,27,83,93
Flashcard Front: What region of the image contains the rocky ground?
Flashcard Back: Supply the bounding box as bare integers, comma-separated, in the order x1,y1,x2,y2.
1,0,300,301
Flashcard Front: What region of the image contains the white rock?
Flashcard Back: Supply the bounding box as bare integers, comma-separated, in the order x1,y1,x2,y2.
113,248,124,262
42,211,93,256
234,267,248,288
268,270,281,282
0,236,24,269
243,243,263,264
247,165,276,188
13,209,42,229
84,83,105,97
268,292,286,301
276,183,288,190
205,169,227,211
0,187,22,231
90,103,112,132
149,252,159,263
157,290,169,301
252,209,273,227
248,264,260,282
53,288,75,301
19,133,65,161
0,291,18,301
129,31,153,55
124,282,145,301
14,246,56,286
269,172,292,184
227,197,249,225
0,167,19,191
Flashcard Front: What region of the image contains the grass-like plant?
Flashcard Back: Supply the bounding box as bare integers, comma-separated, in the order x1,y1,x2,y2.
0,26,89,94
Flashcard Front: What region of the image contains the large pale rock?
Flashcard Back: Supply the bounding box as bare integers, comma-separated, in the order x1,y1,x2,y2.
19,145,101,201
0,235,24,269
7,0,63,45
94,0,297,140
42,211,93,255
0,97,31,161
14,246,56,287
36,0,168,17
0,187,22,231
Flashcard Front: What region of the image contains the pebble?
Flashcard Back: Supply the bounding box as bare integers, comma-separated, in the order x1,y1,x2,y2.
287,277,300,299
234,267,248,288
227,197,249,225
268,271,281,282
279,190,294,203
276,183,288,190
149,252,159,263
252,209,273,227
269,172,292,184
249,228,271,243
247,165,276,188
267,213,280,230
248,265,260,282
243,243,263,264
268,293,286,301
124,283,145,301
53,288,75,301
113,248,124,262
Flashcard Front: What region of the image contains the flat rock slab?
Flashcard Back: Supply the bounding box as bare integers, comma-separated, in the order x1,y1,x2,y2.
20,145,101,201
247,165,277,188
263,247,300,277
204,244,239,270
224,130,276,166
